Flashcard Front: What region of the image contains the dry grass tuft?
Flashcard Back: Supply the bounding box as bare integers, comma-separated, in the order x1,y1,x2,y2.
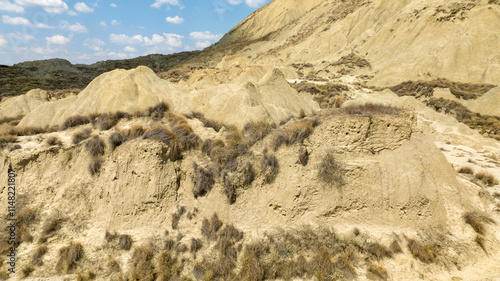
95,113,120,131
272,118,318,150
32,245,48,266
122,124,145,139
475,171,499,186
109,132,127,151
458,166,474,174
145,102,170,119
201,138,225,156
192,162,214,198
142,126,180,161
261,152,279,184
85,135,105,157
223,173,237,204
76,269,96,281
367,263,388,280
72,128,91,144
21,265,35,278
129,243,155,280
201,213,223,241
8,126,55,136
365,242,393,261
407,239,436,263
243,121,273,146
118,235,133,251
390,239,402,254
318,152,343,186
0,135,17,148
42,216,63,237
343,103,402,115
475,234,487,252
190,238,203,254
240,161,255,187
463,211,496,235
88,158,103,176
170,119,201,150
56,241,84,273
187,111,224,132
46,135,63,146
60,115,91,131
299,145,309,166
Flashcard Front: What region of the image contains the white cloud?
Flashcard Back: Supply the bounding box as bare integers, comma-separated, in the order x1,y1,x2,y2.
111,19,119,26
74,2,93,13
99,21,106,28
0,0,25,13
67,10,77,16
165,16,183,24
150,0,180,9
226,0,241,5
2,15,31,26
84,37,105,51
0,37,8,47
244,0,267,8
46,34,70,45
189,31,222,41
59,21,88,33
110,3,117,7
2,15,53,28
195,40,211,49
107,51,127,59
110,33,184,49
8,31,36,42
109,34,143,45
123,46,136,53
14,0,69,14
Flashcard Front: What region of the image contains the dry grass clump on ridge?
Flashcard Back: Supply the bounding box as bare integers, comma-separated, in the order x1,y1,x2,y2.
299,145,309,166
458,166,473,174
475,171,499,186
407,238,437,263
243,121,274,146
46,135,63,146
76,269,96,281
86,135,105,157
170,117,201,150
463,211,496,235
367,263,388,280
72,128,91,144
0,135,17,149
261,151,279,184
60,115,92,131
291,81,348,108
318,151,343,186
191,162,214,198
8,125,56,136
343,103,402,115
56,241,84,273
128,243,156,280
142,126,180,161
88,158,103,176
272,118,318,150
186,111,224,132
32,245,48,266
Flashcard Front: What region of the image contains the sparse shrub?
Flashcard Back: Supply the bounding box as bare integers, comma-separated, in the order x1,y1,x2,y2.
42,217,62,237
9,144,22,151
272,118,318,150
192,162,214,198
299,108,306,118
171,120,200,150
96,113,119,131
105,230,118,242
365,242,392,261
109,132,127,151
145,102,170,118
72,128,91,144
108,259,121,273
46,135,63,146
367,263,388,279
201,139,225,156
390,239,402,254
129,243,155,280
201,213,223,241
122,124,145,139
407,239,436,263
142,126,180,161
463,211,496,235
243,121,273,146
156,250,182,281
9,126,53,136
60,115,91,131
118,235,133,251
88,158,103,176
0,135,17,148
240,161,255,187
187,112,224,132
76,269,96,281
21,265,35,277
32,245,48,266
56,241,84,273
191,238,203,254
172,212,181,229
334,94,344,108
475,234,487,252
86,135,105,157
458,166,474,174
261,152,279,184
209,145,240,173
299,145,309,166
223,173,236,204
475,171,499,186
343,103,402,115
318,152,343,186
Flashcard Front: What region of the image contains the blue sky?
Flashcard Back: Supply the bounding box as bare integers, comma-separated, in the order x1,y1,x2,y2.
0,0,271,65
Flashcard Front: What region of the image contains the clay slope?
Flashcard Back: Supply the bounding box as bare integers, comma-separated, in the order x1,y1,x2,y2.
215,0,500,86
18,62,319,129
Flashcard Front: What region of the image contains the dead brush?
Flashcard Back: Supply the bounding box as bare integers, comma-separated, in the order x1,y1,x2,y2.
88,158,103,176
365,242,393,261
191,162,214,198
109,132,127,151
142,126,180,161
223,173,237,204
118,235,133,251
191,238,203,254
187,111,224,132
145,102,170,119
95,113,120,130
56,241,84,273
299,145,309,166
239,161,255,187
201,138,225,156
318,151,343,186
156,250,182,281
129,243,156,280
9,126,54,136
122,124,145,139
45,135,62,146
76,269,96,281
458,166,474,174
0,135,17,148
463,211,496,235
367,263,388,280
407,239,437,263
243,121,273,146
261,151,279,184
201,213,223,241
32,244,48,266
170,119,201,150
475,171,499,186
272,118,318,150
21,265,35,278
72,128,91,144
85,135,106,157
343,103,402,115
60,115,92,131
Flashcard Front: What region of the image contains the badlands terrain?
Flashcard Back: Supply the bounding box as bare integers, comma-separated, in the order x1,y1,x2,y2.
0,0,500,280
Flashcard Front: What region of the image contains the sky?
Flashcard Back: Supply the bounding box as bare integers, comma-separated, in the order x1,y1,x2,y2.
0,0,271,65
